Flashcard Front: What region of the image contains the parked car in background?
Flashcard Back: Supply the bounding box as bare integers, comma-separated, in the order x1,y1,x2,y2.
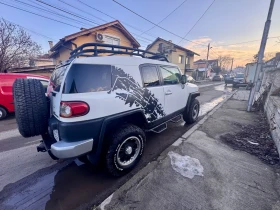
212,75,223,81
233,73,246,88
186,75,196,83
224,74,234,85
0,73,49,120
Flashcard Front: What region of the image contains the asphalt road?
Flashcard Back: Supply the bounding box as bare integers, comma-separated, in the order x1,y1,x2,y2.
0,82,232,210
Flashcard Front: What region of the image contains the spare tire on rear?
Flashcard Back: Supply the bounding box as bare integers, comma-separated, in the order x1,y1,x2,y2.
13,79,49,138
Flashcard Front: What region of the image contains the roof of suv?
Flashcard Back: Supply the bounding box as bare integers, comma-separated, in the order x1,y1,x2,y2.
72,56,178,67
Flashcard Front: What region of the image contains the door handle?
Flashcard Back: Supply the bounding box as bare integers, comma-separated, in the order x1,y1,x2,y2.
165,90,172,95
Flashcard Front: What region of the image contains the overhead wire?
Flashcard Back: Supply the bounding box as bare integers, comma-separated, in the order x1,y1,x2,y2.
178,0,216,44
112,0,208,47
140,0,189,36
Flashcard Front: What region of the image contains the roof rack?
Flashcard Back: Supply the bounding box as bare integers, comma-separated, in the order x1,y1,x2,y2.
69,43,169,62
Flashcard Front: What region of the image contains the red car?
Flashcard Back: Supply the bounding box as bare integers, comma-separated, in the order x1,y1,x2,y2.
0,73,49,120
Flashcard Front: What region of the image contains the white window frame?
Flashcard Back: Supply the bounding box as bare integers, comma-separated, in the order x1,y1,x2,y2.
178,55,184,64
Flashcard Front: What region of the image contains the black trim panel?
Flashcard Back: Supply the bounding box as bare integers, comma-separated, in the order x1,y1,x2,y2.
186,92,200,112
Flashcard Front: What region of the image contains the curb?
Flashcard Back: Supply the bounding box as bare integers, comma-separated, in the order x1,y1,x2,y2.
95,90,237,210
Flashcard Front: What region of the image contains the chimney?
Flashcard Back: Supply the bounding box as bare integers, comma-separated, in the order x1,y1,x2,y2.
168,40,172,43
48,41,53,49
80,28,87,31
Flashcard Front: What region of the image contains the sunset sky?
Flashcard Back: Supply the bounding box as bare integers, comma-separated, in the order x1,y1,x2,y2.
1,0,280,68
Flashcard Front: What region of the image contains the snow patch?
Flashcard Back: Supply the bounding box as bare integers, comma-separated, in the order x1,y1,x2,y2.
168,151,204,179
100,194,113,210
247,140,259,145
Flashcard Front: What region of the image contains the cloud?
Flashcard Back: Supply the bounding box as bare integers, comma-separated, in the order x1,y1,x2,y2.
184,36,280,67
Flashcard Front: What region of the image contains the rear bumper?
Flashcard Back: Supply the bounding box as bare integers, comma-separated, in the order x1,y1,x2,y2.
51,139,94,159
45,116,104,159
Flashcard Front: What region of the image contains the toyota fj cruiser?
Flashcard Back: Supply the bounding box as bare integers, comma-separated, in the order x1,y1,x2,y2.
13,43,200,176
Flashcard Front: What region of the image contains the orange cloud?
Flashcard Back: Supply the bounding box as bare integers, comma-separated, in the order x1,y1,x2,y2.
185,37,280,67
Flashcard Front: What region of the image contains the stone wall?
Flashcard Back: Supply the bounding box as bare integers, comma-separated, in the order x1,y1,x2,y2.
262,67,280,155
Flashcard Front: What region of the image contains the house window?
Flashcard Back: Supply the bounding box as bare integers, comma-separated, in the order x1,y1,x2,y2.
178,55,184,64
104,35,120,46
185,57,189,65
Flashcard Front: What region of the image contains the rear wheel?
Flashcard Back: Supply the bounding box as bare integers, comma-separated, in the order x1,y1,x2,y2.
13,79,49,137
0,107,7,120
106,124,145,177
183,99,200,124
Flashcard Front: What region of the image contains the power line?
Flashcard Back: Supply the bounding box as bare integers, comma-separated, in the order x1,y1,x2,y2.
140,0,189,36
2,17,56,41
76,0,156,38
35,0,99,26
112,0,208,47
0,1,147,48
0,1,81,28
35,0,152,44
11,0,90,27
75,0,155,42
212,36,280,47
178,0,216,44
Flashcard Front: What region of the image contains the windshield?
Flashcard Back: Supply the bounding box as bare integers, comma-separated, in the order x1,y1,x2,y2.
49,64,68,92
236,74,244,78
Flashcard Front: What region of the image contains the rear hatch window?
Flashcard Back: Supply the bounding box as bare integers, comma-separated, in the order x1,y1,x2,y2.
50,64,68,92
63,64,112,94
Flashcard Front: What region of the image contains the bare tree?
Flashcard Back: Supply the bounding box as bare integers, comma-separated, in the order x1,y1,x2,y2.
217,55,232,70
252,52,275,62
0,19,41,72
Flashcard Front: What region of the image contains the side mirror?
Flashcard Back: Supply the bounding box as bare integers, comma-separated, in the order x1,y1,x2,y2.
181,75,187,84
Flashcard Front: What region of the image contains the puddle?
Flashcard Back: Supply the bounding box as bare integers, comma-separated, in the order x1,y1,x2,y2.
3,171,57,210
168,151,204,179
199,96,226,116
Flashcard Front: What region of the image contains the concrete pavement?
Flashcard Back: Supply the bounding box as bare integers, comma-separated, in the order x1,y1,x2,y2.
98,90,280,210
0,82,230,210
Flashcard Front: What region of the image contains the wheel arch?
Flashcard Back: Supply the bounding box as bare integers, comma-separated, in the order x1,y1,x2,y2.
186,92,200,112
87,109,147,165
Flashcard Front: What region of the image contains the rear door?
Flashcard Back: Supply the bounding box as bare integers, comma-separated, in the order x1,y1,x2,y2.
139,64,165,123
158,65,187,115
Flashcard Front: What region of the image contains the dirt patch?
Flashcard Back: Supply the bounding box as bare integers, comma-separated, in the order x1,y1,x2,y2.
220,112,279,166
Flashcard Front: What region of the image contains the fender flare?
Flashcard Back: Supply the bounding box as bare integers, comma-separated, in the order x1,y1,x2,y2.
186,92,200,112
87,109,147,165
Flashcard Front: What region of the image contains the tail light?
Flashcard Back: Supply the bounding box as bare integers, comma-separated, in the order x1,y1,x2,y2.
60,101,89,118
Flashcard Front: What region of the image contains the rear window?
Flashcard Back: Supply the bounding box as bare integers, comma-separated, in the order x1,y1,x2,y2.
50,64,68,92
63,64,112,94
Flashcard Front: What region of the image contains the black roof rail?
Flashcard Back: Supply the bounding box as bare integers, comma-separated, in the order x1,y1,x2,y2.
69,43,169,62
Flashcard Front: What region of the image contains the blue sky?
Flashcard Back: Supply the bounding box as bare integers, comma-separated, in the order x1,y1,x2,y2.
1,0,280,66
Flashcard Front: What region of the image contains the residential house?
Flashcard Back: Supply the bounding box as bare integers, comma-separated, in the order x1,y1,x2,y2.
146,38,199,76
193,59,218,79
49,20,140,64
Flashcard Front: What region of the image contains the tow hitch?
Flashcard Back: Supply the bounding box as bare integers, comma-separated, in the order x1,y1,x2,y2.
37,141,47,152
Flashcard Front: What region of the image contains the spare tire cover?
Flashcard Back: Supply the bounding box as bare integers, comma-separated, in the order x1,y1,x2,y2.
13,78,49,137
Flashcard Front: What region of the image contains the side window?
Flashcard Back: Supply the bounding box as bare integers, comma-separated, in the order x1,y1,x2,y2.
140,65,160,87
159,66,181,85
63,64,112,94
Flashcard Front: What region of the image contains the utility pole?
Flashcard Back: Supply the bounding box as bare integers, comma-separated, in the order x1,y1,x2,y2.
205,43,210,78
247,0,275,112
230,58,234,72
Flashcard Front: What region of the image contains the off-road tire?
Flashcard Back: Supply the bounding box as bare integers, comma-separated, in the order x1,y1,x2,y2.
13,79,49,137
0,107,7,120
183,99,200,124
106,124,145,177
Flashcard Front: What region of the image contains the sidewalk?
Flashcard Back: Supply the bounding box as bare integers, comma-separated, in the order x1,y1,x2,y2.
97,90,280,210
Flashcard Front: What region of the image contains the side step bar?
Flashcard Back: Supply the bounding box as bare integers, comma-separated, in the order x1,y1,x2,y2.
148,114,183,134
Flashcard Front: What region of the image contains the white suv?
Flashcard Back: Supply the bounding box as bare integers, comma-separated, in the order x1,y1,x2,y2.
13,44,200,176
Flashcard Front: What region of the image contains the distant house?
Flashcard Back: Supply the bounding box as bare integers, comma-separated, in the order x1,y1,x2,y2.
49,20,140,64
193,59,218,79
146,37,199,75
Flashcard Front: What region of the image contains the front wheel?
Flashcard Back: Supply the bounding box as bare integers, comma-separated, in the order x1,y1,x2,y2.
106,124,145,177
183,99,200,124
